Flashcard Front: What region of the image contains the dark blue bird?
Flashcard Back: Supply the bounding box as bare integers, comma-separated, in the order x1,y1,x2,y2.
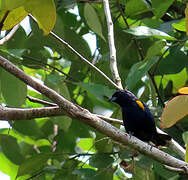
109,90,171,146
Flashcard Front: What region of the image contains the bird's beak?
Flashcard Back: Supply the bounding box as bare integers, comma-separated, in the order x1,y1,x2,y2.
108,96,117,102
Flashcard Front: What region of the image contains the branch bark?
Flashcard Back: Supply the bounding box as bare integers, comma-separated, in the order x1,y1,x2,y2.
0,106,63,120
0,24,20,45
0,56,188,173
103,0,123,90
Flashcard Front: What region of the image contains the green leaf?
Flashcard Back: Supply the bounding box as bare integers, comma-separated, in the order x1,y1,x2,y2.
155,67,188,93
89,154,114,168
11,120,44,137
84,3,105,40
126,57,159,90
55,129,76,152
153,162,177,179
73,168,97,180
185,144,188,162
0,0,26,10
94,133,113,153
124,26,177,40
24,0,56,35
125,0,150,17
77,138,96,152
125,40,166,90
0,152,18,179
158,46,188,74
182,131,188,145
160,95,188,128
152,0,175,18
172,18,186,32
17,154,49,177
77,82,114,101
133,166,155,180
0,128,50,147
0,135,25,165
52,116,72,132
0,7,28,33
0,68,27,107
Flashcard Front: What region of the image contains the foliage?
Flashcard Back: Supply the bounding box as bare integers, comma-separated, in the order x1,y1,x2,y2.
0,0,188,179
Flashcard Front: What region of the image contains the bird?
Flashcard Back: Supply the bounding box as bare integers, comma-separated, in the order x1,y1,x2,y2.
109,90,171,146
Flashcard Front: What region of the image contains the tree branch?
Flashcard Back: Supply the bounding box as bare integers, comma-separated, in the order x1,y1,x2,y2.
49,31,120,89
0,23,20,45
0,106,63,120
0,56,188,172
2,95,186,160
26,95,57,106
103,0,123,90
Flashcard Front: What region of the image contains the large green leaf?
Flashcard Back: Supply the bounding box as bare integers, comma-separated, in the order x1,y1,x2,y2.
17,153,50,177
24,0,56,35
73,168,98,180
0,0,56,34
0,7,28,31
0,152,18,179
77,138,96,152
125,0,150,17
172,18,186,32
155,68,188,94
0,0,26,10
89,154,114,168
11,120,44,137
152,0,175,18
77,82,114,101
124,26,177,40
158,46,188,74
126,40,166,90
84,3,105,40
0,135,25,165
0,68,27,107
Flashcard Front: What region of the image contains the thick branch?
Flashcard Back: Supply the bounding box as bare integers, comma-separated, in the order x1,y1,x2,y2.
1,102,184,160
0,56,188,172
0,106,63,120
103,0,123,89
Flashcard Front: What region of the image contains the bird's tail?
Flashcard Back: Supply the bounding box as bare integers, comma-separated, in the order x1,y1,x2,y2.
152,133,172,146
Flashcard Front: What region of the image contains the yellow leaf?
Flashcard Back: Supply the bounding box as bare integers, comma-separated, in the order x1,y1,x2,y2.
178,87,188,95
185,3,188,36
185,144,188,162
0,0,26,10
0,7,28,30
24,0,56,35
160,95,188,128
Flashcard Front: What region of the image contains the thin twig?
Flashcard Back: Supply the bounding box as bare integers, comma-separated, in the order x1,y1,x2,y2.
0,24,20,45
50,31,120,90
103,0,123,90
163,164,186,173
22,55,78,82
97,114,123,125
26,95,57,107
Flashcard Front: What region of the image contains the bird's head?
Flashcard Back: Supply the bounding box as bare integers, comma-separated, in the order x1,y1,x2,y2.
109,90,137,106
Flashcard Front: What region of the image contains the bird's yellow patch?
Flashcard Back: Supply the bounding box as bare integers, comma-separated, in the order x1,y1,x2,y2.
136,100,145,111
